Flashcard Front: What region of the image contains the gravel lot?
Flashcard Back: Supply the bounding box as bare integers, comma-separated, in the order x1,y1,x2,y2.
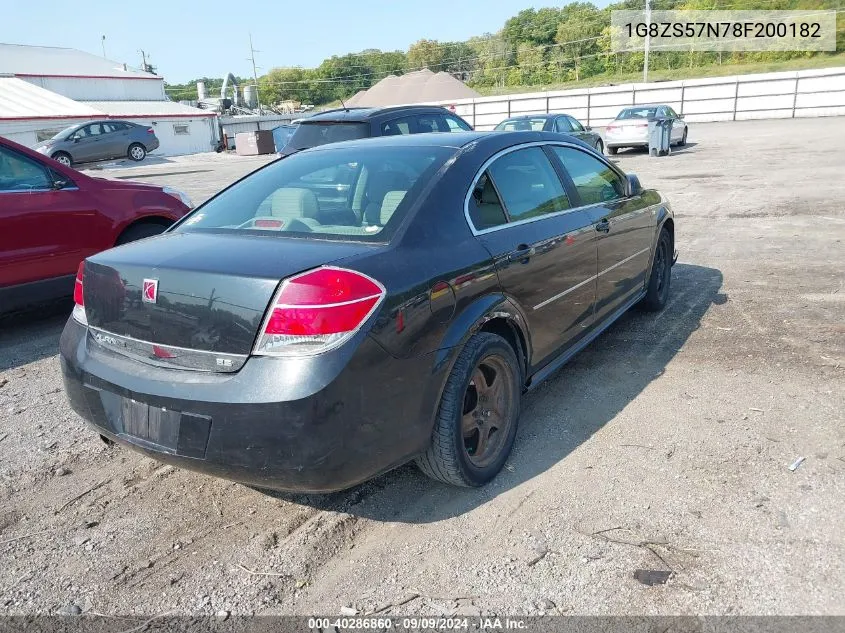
1,118,843,618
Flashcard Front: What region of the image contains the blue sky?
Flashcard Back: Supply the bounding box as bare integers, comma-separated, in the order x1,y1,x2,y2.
1,0,580,83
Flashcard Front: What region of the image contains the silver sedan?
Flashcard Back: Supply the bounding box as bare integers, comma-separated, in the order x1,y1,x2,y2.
605,105,688,155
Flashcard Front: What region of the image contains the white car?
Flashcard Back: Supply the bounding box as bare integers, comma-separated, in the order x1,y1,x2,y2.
605,105,688,155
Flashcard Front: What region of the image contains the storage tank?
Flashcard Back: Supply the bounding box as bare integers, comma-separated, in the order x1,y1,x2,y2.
244,84,258,109
197,81,207,101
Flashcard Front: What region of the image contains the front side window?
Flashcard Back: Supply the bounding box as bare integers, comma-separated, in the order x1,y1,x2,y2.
487,147,570,221
444,116,471,132
0,146,52,191
382,116,413,136
551,146,626,206
177,145,453,241
416,115,442,134
567,116,585,132
554,117,574,133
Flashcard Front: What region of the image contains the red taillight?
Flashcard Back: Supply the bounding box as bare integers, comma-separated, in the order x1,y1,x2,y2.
254,266,385,357
254,219,284,228
147,128,155,134
72,261,87,325
73,262,84,306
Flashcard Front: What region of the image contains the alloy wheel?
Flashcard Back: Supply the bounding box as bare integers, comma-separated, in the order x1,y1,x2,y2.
461,354,516,469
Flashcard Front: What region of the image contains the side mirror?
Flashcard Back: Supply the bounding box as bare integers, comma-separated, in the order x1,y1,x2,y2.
626,174,643,197
72,136,79,143
585,126,592,131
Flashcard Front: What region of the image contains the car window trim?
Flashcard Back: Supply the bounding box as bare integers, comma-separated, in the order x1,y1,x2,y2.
464,141,631,236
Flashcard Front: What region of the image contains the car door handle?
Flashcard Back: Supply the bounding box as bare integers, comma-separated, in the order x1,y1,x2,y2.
595,219,611,233
508,245,534,263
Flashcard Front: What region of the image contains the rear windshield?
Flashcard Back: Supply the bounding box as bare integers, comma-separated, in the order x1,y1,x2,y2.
495,118,547,131
176,145,453,241
287,121,369,150
617,107,657,120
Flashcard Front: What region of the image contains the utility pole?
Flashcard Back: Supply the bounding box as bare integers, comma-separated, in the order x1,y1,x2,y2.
643,0,651,82
101,35,106,58
248,33,263,114
140,49,148,73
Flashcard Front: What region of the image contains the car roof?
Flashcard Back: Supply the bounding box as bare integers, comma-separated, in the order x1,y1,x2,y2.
302,105,455,123
300,130,594,153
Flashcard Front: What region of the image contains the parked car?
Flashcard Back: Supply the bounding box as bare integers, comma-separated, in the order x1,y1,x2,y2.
277,105,473,157
61,131,676,493
605,105,688,155
33,120,161,166
0,136,192,312
271,124,297,153
495,113,604,154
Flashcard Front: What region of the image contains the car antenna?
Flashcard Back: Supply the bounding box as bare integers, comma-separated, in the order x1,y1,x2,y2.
340,97,349,111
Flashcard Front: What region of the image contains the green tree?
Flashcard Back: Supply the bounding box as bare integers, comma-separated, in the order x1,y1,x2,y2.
406,39,448,71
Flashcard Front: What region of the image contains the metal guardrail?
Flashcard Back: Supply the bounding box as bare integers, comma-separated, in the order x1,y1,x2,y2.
445,67,845,129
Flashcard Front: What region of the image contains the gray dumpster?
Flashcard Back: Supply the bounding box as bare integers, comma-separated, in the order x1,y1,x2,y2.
648,118,672,156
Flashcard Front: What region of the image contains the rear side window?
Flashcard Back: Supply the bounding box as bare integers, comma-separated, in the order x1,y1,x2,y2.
416,115,442,134
0,146,52,191
468,173,508,230
288,122,369,150
487,147,570,221
178,146,453,241
551,146,626,205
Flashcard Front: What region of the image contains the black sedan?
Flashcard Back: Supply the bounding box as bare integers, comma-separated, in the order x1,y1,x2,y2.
495,113,605,154
60,131,676,492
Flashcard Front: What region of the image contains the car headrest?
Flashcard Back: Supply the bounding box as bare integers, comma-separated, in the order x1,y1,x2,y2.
379,191,406,225
270,187,319,220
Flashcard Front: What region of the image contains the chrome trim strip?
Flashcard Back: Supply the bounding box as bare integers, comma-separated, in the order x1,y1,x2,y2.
88,326,247,372
463,140,627,237
531,247,651,311
533,273,598,311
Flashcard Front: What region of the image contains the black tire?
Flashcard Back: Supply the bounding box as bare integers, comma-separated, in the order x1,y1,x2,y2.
594,139,604,154
116,222,167,245
641,228,672,311
416,332,521,487
607,146,618,155
128,143,147,162
51,151,72,167
679,127,688,146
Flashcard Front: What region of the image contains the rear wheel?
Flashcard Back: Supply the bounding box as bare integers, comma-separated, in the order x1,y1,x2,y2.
607,146,618,155
116,222,168,245
128,143,147,162
416,332,521,487
52,152,72,167
641,228,672,311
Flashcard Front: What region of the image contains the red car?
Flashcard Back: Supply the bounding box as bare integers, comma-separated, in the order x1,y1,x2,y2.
0,136,192,312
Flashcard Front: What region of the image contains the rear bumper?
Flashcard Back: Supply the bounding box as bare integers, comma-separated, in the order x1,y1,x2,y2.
60,318,433,492
147,138,160,152
606,140,648,148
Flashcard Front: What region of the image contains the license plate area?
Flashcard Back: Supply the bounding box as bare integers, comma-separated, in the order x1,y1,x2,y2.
90,387,212,459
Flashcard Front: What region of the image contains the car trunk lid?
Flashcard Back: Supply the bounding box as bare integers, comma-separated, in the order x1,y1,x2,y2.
83,231,377,369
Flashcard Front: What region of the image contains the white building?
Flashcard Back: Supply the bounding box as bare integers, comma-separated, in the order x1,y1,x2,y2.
0,43,218,156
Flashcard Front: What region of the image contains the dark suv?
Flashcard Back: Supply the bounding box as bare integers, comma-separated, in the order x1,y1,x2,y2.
278,106,473,157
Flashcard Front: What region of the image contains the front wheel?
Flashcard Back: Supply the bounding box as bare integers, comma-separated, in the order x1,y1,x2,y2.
116,222,168,245
607,146,618,155
594,139,604,154
52,152,72,167
416,332,521,487
640,228,672,311
678,127,688,146
128,143,147,161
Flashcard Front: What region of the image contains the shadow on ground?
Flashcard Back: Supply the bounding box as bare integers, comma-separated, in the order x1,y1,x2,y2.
266,263,725,522
0,299,71,372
